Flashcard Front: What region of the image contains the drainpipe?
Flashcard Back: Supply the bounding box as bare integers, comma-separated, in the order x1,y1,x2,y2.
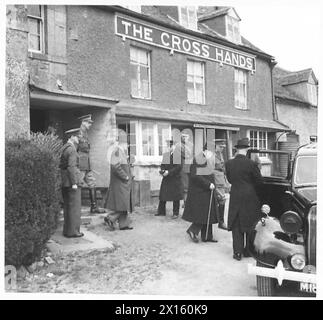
270,58,278,121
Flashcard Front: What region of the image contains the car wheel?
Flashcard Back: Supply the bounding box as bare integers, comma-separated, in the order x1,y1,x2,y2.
256,261,277,296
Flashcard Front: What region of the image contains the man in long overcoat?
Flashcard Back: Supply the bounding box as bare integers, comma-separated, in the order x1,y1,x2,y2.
60,128,83,238
225,138,263,260
182,146,219,243
105,139,133,230
156,139,184,219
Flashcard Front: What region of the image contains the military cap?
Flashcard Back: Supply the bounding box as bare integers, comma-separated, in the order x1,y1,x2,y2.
78,114,93,123
214,139,226,146
65,128,81,138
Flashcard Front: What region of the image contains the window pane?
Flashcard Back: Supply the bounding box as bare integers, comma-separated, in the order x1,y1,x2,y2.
158,123,170,155
195,83,204,104
187,61,194,75
28,18,40,35
130,65,138,96
142,122,155,156
27,5,41,17
130,48,138,62
29,34,40,51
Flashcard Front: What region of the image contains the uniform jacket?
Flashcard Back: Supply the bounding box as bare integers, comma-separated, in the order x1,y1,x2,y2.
182,152,218,225
213,151,227,188
60,142,82,187
225,154,263,232
107,145,133,212
159,150,184,201
78,129,91,171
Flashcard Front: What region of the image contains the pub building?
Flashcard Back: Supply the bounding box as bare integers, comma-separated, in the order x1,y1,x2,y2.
6,5,290,207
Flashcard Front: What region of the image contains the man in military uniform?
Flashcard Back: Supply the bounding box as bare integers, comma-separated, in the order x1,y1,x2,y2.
60,128,83,238
213,139,229,230
78,114,106,214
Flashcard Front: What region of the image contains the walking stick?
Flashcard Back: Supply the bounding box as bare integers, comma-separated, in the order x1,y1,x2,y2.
205,188,214,240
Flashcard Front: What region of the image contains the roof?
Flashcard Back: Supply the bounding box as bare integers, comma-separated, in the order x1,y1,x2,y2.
273,66,318,106
198,7,231,21
116,100,290,132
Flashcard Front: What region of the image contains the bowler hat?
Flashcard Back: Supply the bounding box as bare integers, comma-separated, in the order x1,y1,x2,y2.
234,138,250,149
78,114,93,123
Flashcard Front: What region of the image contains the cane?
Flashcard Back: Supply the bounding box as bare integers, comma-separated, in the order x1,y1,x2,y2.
205,188,214,240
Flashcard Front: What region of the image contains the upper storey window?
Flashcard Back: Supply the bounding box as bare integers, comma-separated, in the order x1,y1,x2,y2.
27,5,45,53
226,10,241,44
179,6,197,30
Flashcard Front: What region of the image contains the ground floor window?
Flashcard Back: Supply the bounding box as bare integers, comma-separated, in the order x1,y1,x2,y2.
118,120,171,162
249,130,269,159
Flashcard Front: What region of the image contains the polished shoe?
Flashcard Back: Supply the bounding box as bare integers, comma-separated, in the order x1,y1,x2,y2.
186,230,199,243
64,232,84,238
120,226,133,230
155,212,166,216
104,217,115,230
202,239,218,243
233,253,242,261
218,222,227,230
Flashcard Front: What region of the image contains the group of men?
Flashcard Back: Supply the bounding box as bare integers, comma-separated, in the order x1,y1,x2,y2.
157,135,263,261
60,118,263,260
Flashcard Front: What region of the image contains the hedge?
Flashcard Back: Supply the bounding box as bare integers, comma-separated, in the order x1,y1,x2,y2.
5,132,63,267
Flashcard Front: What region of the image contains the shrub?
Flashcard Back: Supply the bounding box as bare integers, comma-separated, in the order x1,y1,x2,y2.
5,131,63,267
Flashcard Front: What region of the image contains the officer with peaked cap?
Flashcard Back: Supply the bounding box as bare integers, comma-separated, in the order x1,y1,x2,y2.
59,128,83,238
78,114,106,214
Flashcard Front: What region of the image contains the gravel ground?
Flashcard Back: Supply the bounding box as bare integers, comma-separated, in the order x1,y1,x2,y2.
15,206,310,297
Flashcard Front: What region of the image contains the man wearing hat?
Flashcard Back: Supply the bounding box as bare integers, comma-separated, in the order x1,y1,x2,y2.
225,137,263,261
59,128,83,238
213,139,229,230
156,138,184,218
78,114,106,214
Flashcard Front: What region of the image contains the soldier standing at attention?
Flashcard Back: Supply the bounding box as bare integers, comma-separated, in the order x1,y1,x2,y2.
78,114,106,214
60,128,83,238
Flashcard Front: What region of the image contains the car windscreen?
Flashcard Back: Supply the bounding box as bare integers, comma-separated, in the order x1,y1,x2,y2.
294,156,317,186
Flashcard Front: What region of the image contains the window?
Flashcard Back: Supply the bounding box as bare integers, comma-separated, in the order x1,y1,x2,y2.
226,15,241,43
27,5,44,53
250,130,268,158
187,60,205,104
179,6,197,30
130,47,151,99
234,69,247,109
136,121,171,161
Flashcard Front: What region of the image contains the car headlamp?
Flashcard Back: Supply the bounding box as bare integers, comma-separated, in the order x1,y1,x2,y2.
280,211,303,234
261,204,270,216
291,253,306,270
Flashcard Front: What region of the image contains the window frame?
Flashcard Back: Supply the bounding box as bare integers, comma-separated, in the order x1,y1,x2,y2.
27,5,45,53
178,6,198,30
234,68,248,110
130,46,152,100
248,130,269,159
187,59,206,105
136,121,172,162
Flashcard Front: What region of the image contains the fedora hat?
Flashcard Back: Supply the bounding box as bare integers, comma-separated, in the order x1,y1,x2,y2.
234,137,250,149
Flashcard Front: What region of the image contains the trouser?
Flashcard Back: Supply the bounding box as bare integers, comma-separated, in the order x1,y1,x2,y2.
218,203,225,224
188,223,213,241
158,200,180,216
231,215,249,254
62,187,81,236
107,211,130,229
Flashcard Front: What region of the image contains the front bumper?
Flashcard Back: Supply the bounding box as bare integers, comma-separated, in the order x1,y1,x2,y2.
248,260,316,286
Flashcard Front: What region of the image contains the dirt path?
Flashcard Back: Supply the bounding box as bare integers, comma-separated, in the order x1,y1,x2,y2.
16,206,258,296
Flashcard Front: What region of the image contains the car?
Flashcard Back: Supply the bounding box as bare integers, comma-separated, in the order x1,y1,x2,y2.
247,142,317,296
